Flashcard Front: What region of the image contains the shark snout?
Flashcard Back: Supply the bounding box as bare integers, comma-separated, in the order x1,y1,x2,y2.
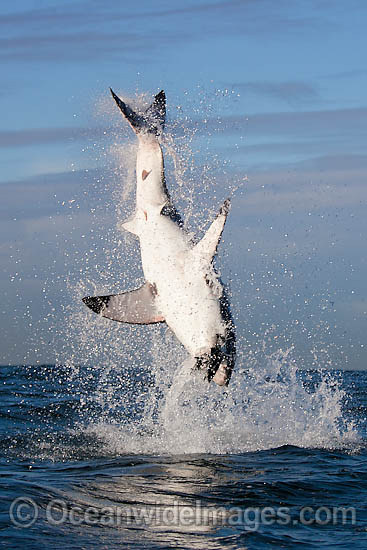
212,361,231,386
195,348,232,386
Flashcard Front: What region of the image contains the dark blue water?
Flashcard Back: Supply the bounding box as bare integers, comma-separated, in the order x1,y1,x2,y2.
1,364,367,549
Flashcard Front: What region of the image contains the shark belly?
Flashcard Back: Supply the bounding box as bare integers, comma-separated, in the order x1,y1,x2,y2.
160,280,224,357
139,217,225,356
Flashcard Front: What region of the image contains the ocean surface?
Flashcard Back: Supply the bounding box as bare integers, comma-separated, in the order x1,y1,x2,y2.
1,362,366,550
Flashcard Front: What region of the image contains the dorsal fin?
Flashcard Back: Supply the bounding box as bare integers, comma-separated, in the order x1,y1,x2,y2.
82,282,165,325
110,88,166,136
193,199,231,264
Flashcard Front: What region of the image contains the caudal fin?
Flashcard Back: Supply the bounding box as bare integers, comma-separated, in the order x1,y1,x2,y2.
110,88,166,136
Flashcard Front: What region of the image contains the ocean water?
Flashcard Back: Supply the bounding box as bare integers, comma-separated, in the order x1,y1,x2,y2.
2,91,367,549
1,362,366,550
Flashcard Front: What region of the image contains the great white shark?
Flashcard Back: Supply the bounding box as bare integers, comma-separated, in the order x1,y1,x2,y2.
83,89,236,386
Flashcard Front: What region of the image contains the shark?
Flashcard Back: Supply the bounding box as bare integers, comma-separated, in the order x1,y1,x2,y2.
82,89,236,386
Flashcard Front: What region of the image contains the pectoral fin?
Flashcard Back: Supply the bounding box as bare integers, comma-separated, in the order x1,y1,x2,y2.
120,216,139,236
82,282,165,325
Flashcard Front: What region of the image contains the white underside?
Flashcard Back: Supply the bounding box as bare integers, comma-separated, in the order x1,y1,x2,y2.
123,134,226,357
140,214,225,356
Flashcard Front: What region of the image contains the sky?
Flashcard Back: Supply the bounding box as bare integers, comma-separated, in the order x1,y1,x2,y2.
1,0,367,369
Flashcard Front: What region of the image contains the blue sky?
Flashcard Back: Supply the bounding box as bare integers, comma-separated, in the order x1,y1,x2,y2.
1,0,367,369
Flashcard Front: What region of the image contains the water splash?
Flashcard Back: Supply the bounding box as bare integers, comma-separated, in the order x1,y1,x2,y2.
57,88,359,457
83,341,359,455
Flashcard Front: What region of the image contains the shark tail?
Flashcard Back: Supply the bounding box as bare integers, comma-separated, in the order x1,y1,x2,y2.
110,88,166,136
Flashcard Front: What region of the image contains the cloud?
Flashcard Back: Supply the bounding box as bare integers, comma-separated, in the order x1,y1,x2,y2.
296,153,367,172
0,121,134,149
4,105,367,153
328,68,367,80
233,152,367,216
0,30,182,62
194,107,367,140
223,139,366,159
0,167,98,188
0,126,104,148
0,1,277,29
0,0,329,63
0,0,234,63
233,81,319,105
0,169,103,221
238,182,367,216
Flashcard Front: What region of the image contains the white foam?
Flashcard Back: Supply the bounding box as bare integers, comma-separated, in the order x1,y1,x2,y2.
61,89,360,456
83,340,359,455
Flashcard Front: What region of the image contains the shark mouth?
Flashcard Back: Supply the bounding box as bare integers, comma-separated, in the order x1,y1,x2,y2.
194,346,233,387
